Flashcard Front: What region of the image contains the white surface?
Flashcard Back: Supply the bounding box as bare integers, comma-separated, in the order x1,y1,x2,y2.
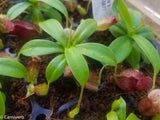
126,0,160,41
126,0,160,26
92,0,114,21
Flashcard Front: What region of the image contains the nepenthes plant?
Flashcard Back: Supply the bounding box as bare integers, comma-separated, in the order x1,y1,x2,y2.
18,18,117,118
109,0,160,90
7,0,68,25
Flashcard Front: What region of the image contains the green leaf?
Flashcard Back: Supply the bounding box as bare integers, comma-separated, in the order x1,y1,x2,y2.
23,14,32,22
112,0,119,16
65,47,89,86
69,106,80,118
141,52,151,64
0,58,27,78
106,111,119,120
109,20,127,37
7,2,31,20
132,35,160,74
39,4,62,23
46,54,67,83
72,19,97,45
0,91,5,119
118,0,133,31
136,26,155,40
111,96,126,120
39,19,68,47
39,0,68,20
109,36,132,63
29,0,39,3
127,113,140,120
129,9,142,29
0,39,4,50
76,43,117,66
1,91,6,102
152,114,160,120
127,43,140,70
32,8,44,24
20,39,64,56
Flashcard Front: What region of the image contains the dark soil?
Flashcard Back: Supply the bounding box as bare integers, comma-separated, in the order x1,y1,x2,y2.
0,0,11,14
4,60,156,120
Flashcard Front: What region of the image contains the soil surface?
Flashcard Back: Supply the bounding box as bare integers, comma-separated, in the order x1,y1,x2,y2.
4,30,158,120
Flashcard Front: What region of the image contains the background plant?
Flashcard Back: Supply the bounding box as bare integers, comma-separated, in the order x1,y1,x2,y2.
109,0,160,90
62,0,91,16
62,0,78,12
18,18,117,118
106,96,140,120
7,0,68,25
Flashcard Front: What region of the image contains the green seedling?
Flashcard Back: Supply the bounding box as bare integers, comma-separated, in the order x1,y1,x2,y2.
76,0,91,16
0,57,27,119
0,87,5,120
62,0,90,15
7,0,68,25
18,18,117,118
0,39,4,50
0,14,7,50
62,0,78,12
26,83,49,98
83,0,92,12
77,5,87,16
0,14,7,33
106,96,140,120
109,0,160,90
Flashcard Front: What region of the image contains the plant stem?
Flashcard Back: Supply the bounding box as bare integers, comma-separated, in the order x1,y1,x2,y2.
69,0,73,11
128,23,144,36
86,0,91,12
98,64,107,85
77,85,84,108
151,71,156,91
0,82,2,89
133,23,144,32
114,66,117,81
66,17,69,28
67,18,73,48
16,52,21,61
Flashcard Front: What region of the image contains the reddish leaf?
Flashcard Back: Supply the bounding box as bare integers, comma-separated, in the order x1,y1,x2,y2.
97,16,120,31
4,18,40,40
137,76,153,90
64,65,72,77
138,89,160,116
116,69,152,92
138,97,157,116
85,71,99,91
27,57,41,83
